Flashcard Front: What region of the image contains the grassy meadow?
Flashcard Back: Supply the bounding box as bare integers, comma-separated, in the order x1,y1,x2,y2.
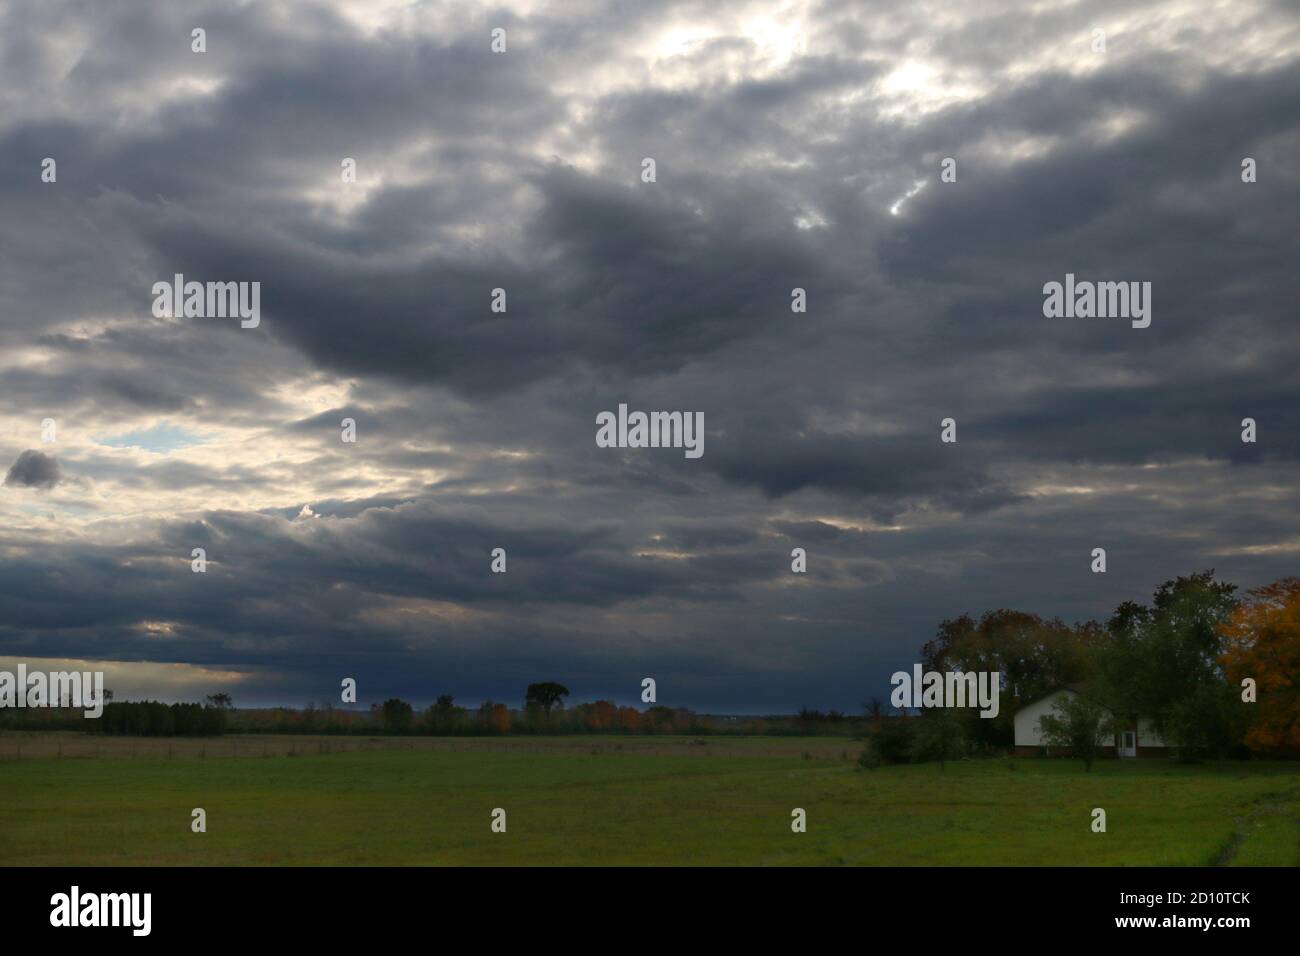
1,733,1296,866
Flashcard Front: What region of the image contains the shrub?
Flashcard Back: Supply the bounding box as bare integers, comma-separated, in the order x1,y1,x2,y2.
872,716,916,764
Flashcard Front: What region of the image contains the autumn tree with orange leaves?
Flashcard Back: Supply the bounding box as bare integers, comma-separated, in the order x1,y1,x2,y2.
1220,577,1300,752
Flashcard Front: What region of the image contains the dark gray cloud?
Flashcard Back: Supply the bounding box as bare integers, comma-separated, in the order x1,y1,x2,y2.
4,450,63,489
0,0,1297,712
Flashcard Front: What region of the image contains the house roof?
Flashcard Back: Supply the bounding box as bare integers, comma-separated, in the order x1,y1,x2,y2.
1013,682,1088,712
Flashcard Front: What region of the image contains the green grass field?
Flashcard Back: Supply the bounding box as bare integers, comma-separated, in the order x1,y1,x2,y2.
1,734,1296,865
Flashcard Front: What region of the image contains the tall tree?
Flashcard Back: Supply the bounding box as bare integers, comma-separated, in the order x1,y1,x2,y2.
380,698,413,734
862,697,885,729
1097,570,1239,758
525,682,570,714
921,609,1101,748
424,694,459,733
1220,577,1300,753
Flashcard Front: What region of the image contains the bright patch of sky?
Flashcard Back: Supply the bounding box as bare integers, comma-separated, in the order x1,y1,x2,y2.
97,422,206,453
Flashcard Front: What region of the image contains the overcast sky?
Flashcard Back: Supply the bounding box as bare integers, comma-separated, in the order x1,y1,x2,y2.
1,0,1298,712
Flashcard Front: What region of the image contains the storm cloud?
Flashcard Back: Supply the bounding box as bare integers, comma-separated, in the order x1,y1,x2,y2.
1,0,1297,711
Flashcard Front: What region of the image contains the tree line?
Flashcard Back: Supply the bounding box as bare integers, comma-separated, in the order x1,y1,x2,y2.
860,571,1299,768
10,570,1294,754
227,693,866,737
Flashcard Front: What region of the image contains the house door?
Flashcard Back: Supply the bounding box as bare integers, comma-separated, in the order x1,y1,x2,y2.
1119,730,1137,758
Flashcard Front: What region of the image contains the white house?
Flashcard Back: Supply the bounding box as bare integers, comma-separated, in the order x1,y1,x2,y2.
1013,684,1167,758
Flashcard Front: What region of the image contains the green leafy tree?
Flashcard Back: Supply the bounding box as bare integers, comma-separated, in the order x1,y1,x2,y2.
381,698,414,734
1097,570,1239,759
910,709,965,771
1038,691,1116,771
921,610,1102,749
424,694,459,733
872,716,915,764
1163,681,1248,758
